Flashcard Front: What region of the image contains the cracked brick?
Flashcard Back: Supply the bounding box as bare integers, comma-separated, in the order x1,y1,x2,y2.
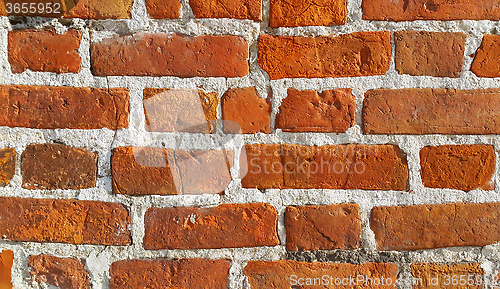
270,0,346,27
471,34,500,78
29,255,90,289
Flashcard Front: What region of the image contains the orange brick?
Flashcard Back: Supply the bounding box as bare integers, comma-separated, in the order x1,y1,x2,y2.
222,87,271,134
258,32,391,79
0,250,13,289
64,0,134,19
420,145,495,191
363,88,500,134
371,202,500,251
471,35,500,78
144,203,279,249
270,0,346,27
0,148,15,187
8,29,81,74
91,33,249,77
395,31,466,77
411,263,484,289
29,255,90,289
276,88,355,133
285,204,362,251
190,0,261,20
362,0,500,21
110,259,230,289
0,197,131,245
0,85,129,129
145,0,181,19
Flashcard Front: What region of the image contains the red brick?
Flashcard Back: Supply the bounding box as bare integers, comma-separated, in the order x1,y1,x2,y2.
276,88,355,133
144,203,279,249
29,255,90,289
270,0,346,27
222,87,271,134
244,260,398,288
0,148,15,187
143,88,218,133
258,32,391,79
110,258,230,289
362,0,500,21
91,33,249,77
471,35,500,78
190,0,261,20
242,144,408,190
0,85,129,129
371,202,500,251
22,143,97,190
363,88,500,135
64,0,134,19
395,31,466,78
285,204,362,251
420,145,495,191
411,263,484,289
0,197,131,245
0,250,13,289
145,0,181,19
8,29,81,74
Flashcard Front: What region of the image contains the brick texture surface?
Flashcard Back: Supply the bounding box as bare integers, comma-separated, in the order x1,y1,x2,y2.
270,0,346,27
420,145,495,191
0,148,15,187
258,32,391,79
471,34,500,78
276,88,355,133
91,33,249,77
285,204,362,251
64,0,134,19
0,197,131,245
411,263,484,289
242,144,408,190
362,0,500,21
371,202,500,251
144,203,279,249
0,85,129,129
244,260,399,288
363,88,500,134
8,29,81,74
395,31,466,77
222,87,271,134
29,255,90,289
0,250,13,289
190,0,261,20
145,0,181,19
22,143,97,190
110,259,230,289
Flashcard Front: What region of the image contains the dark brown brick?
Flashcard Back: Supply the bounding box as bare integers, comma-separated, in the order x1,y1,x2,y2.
471,34,500,78
144,203,279,249
0,148,16,187
285,204,362,251
0,250,13,289
363,88,500,135
412,263,484,289
222,87,271,134
29,255,90,289
0,197,131,245
270,0,346,27
22,143,97,190
0,85,129,129
145,0,181,19
190,0,261,20
371,202,500,251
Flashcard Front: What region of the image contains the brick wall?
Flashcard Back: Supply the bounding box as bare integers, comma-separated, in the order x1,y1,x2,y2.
1,0,500,288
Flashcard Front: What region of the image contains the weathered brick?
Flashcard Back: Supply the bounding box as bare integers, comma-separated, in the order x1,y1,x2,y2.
0,148,16,187
0,197,131,245
242,144,409,190
270,0,346,27
245,260,398,288
222,87,271,134
362,0,500,21
420,145,495,191
276,88,355,133
395,31,466,78
110,259,230,289
411,263,484,289
144,203,279,249
29,255,90,289
190,0,261,20
8,29,81,74
471,34,500,78
0,250,13,289
363,88,500,135
64,0,134,19
0,85,129,129
258,32,391,79
285,204,362,251
143,88,218,133
22,143,97,190
371,202,500,251
145,0,181,19
91,33,249,77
